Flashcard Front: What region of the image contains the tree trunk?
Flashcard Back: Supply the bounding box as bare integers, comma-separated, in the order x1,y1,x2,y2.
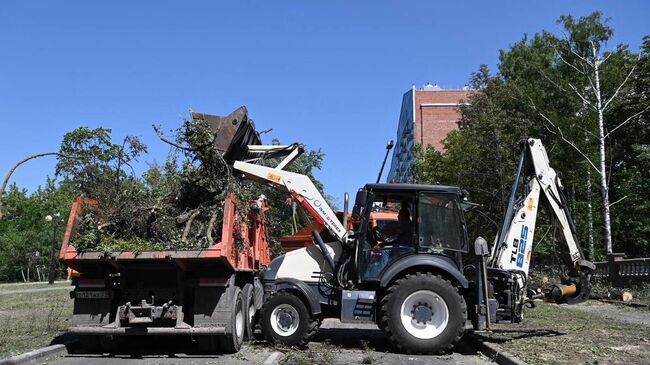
586,168,595,260
593,51,613,254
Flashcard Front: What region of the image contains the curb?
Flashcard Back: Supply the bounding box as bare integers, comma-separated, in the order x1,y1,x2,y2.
465,333,528,365
263,351,286,365
0,339,78,365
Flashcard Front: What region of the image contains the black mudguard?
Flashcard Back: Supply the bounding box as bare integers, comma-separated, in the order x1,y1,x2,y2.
379,254,468,288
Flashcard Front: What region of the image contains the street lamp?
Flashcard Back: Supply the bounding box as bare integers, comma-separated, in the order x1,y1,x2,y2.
46,213,62,285
376,140,394,184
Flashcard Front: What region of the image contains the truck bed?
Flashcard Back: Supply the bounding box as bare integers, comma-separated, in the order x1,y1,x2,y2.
59,193,270,274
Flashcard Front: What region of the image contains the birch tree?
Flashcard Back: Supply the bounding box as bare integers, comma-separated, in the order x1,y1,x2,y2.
549,13,647,254
503,13,646,255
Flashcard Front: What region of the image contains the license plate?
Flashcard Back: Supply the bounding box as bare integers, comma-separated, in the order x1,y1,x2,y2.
76,290,110,299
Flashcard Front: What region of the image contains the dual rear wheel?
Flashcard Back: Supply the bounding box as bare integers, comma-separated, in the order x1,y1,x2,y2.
199,283,257,353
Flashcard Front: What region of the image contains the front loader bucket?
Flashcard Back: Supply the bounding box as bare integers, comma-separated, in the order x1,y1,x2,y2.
191,106,262,164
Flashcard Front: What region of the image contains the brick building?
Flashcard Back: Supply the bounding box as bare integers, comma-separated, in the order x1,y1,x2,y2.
387,83,471,183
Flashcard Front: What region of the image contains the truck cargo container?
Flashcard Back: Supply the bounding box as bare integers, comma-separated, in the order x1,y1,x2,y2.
59,193,270,353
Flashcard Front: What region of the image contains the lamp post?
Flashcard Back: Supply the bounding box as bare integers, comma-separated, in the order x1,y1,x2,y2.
376,140,394,184
45,213,62,285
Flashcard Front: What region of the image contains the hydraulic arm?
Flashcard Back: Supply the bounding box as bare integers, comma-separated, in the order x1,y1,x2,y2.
488,139,594,312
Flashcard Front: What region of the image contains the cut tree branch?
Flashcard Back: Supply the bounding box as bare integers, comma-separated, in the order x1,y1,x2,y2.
1,152,76,219
181,209,201,243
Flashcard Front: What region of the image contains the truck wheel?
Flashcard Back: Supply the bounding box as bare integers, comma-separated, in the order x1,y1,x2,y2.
218,287,245,353
242,283,256,340
380,273,466,354
260,292,319,348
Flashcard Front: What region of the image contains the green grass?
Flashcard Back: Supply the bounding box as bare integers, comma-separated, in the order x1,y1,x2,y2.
0,281,71,291
0,288,73,358
477,302,650,365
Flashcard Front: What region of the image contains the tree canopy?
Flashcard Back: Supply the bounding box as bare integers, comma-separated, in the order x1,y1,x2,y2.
414,12,649,261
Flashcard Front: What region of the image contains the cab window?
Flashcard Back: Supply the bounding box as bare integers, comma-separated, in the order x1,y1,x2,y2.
417,192,467,253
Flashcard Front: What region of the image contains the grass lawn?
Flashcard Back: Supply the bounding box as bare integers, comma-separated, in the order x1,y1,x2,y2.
0,287,73,358
476,302,650,365
0,281,71,291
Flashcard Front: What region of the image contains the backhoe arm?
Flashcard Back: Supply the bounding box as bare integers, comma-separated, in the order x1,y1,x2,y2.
489,138,594,304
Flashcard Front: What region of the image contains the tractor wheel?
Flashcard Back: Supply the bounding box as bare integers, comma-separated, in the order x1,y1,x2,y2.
242,283,256,340
379,273,466,354
218,287,245,353
260,292,319,348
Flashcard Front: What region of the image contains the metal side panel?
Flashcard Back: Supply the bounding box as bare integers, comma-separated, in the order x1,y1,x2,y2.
341,290,376,323
72,297,112,327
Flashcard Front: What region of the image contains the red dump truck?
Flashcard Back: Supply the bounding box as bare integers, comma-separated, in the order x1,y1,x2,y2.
59,193,270,353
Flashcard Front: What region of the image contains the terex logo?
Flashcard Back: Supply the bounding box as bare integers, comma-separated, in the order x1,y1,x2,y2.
516,225,528,268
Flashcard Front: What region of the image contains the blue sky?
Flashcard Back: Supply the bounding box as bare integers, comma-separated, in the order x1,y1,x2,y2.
1,1,648,207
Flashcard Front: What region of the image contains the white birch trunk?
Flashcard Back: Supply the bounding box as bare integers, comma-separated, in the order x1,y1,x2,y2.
586,168,594,260
592,46,614,254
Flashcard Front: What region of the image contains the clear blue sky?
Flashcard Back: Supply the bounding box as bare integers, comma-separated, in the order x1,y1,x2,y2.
1,1,648,207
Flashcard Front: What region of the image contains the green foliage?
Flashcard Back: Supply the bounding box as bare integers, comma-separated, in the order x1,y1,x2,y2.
66,117,327,255
414,12,650,263
0,180,74,282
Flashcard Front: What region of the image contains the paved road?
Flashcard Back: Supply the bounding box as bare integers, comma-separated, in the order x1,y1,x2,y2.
49,320,493,365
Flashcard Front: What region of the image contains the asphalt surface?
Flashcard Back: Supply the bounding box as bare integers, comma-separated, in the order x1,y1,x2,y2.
48,320,493,365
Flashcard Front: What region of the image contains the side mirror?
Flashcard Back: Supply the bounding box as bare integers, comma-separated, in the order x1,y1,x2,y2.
352,189,368,219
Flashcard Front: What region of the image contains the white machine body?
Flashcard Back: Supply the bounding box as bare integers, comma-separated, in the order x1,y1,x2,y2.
490,138,584,278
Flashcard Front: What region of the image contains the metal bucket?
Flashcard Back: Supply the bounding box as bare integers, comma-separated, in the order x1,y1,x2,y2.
191,106,262,164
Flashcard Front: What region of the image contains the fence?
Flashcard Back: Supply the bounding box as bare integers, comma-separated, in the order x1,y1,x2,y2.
593,253,650,288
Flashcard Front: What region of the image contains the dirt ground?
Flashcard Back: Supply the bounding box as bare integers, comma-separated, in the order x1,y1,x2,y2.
476,301,650,365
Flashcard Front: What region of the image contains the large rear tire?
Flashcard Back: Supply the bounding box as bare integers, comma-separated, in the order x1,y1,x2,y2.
242,283,256,340
260,292,319,348
218,287,245,353
380,273,466,354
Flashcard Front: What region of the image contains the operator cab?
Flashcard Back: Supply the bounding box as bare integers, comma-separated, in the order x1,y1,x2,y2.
352,183,469,283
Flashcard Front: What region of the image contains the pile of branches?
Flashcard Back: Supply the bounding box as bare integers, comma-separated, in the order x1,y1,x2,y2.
59,110,251,253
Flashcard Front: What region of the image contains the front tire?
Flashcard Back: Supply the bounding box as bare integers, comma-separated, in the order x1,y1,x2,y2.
380,273,466,354
260,292,319,348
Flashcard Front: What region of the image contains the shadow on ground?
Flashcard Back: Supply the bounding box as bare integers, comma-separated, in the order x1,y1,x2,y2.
472,328,565,344
312,325,482,357
50,334,246,359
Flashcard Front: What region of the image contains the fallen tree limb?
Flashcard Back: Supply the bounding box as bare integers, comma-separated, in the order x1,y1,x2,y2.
0,152,75,219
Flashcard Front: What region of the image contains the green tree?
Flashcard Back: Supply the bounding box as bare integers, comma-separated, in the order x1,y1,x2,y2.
414,12,649,261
